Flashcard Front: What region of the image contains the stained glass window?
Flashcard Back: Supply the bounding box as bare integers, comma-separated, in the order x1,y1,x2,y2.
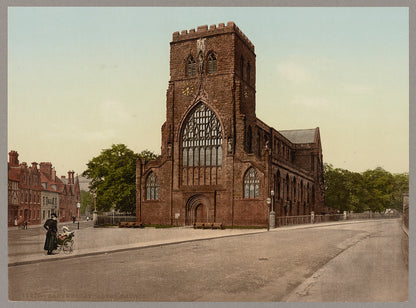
244,167,259,198
182,103,222,167
146,172,159,200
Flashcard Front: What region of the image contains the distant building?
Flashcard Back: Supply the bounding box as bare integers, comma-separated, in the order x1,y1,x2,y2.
39,162,59,223
7,151,81,226
136,22,325,227
58,171,81,222
7,151,42,226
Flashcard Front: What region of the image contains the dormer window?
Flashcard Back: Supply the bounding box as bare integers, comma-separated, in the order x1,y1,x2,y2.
186,56,196,77
207,53,217,74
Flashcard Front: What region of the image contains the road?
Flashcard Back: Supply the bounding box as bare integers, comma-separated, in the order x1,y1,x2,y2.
8,219,407,302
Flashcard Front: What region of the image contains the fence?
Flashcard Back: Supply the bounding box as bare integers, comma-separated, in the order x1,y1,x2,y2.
275,211,400,228
95,215,136,226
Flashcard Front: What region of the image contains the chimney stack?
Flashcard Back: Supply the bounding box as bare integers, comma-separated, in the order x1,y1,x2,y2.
8,151,19,167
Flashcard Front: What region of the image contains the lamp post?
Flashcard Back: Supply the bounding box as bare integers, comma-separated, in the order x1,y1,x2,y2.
77,202,80,219
270,190,276,228
266,198,271,231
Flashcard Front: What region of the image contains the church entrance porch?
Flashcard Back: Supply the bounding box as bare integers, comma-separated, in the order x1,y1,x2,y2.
185,194,213,225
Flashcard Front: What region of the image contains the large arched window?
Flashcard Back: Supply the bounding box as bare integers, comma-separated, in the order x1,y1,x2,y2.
146,172,159,200
186,56,196,77
182,103,222,167
244,167,259,198
207,52,217,74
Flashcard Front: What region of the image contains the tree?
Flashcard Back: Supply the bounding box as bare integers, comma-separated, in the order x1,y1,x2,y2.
80,190,93,214
82,144,158,213
324,163,408,213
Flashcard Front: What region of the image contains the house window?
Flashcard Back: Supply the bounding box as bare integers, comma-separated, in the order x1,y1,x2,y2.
207,53,217,74
186,56,196,77
244,167,259,198
146,172,159,200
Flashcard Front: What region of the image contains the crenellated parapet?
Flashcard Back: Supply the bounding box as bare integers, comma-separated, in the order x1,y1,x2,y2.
172,21,255,52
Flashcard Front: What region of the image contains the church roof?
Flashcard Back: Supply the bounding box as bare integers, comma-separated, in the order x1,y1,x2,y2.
278,128,317,144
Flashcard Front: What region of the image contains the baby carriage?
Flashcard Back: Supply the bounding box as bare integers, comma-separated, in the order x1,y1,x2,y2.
56,226,75,254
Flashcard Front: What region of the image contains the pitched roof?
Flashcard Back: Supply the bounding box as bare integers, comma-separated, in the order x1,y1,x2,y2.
8,166,21,182
278,128,317,144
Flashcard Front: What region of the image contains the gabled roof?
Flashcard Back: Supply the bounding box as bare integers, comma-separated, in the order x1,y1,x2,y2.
8,166,21,182
278,128,317,144
39,171,59,193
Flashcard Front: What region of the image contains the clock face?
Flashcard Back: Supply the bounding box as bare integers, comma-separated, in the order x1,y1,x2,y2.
182,82,194,96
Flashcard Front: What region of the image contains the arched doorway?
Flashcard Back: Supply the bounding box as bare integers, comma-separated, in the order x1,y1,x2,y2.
185,194,211,225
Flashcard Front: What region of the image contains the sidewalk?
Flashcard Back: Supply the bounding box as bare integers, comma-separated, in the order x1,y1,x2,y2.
8,219,390,267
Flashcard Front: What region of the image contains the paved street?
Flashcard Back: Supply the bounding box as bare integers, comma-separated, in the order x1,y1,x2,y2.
8,219,407,302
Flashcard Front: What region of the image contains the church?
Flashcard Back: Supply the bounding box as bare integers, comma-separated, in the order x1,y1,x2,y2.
136,22,325,227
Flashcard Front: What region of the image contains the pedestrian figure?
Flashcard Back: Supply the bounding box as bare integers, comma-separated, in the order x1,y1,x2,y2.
24,221,28,229
72,216,76,223
44,213,58,255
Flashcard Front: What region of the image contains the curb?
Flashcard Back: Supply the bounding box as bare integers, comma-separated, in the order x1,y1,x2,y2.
8,218,397,267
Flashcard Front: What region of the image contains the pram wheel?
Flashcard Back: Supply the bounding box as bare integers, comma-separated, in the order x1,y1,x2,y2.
62,239,74,253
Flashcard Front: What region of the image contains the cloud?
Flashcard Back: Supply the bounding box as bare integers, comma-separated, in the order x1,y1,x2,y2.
277,61,311,83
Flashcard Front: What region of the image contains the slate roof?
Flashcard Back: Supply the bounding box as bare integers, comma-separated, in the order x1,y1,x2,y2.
278,128,317,144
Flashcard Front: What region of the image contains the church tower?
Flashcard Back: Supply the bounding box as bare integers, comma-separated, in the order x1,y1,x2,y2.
137,22,325,227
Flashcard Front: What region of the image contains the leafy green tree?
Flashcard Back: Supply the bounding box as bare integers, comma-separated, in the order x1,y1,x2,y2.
324,163,408,213
82,144,158,213
80,190,93,214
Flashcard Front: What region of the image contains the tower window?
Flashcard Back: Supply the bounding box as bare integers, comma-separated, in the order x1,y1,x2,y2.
247,62,251,81
244,167,259,198
207,53,217,74
240,56,244,79
186,56,196,77
146,172,159,200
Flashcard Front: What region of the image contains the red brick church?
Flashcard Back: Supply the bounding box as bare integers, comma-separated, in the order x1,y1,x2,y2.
136,22,325,227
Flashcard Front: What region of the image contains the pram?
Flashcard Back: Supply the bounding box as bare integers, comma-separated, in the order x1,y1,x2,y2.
56,226,75,254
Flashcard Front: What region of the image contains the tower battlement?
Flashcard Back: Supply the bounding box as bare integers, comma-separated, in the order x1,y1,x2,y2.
172,21,254,52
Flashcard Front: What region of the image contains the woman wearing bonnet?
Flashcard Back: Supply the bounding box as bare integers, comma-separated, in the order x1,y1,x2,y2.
44,213,58,255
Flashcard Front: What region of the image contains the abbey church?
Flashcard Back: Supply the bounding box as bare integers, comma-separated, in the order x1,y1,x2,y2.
136,22,325,227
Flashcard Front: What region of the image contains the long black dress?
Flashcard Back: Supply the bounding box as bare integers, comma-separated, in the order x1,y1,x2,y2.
44,218,58,252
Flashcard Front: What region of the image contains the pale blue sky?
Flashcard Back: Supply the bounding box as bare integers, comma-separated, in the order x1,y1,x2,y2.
8,7,409,175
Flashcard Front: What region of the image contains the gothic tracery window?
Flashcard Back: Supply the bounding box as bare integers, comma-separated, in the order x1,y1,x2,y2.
182,103,223,168
146,172,159,200
207,52,217,74
186,56,196,77
244,167,259,198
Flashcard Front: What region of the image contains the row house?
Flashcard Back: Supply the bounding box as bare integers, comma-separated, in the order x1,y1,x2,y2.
7,151,81,226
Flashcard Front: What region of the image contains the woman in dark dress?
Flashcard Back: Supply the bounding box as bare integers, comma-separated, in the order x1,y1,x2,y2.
44,213,58,255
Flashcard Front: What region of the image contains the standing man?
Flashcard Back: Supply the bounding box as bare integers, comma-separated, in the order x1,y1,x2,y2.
44,213,58,255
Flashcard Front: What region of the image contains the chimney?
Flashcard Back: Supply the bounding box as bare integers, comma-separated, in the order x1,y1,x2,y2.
52,168,56,181
40,162,52,178
31,162,38,170
8,151,19,167
68,171,73,184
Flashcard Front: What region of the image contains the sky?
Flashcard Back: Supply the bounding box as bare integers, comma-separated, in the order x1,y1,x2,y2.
7,7,409,176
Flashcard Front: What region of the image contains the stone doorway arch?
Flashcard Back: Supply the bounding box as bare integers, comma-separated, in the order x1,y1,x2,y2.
185,194,211,225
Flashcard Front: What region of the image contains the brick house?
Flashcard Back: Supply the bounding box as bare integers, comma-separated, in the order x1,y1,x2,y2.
136,22,325,227
57,171,81,222
7,151,42,226
8,151,81,226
